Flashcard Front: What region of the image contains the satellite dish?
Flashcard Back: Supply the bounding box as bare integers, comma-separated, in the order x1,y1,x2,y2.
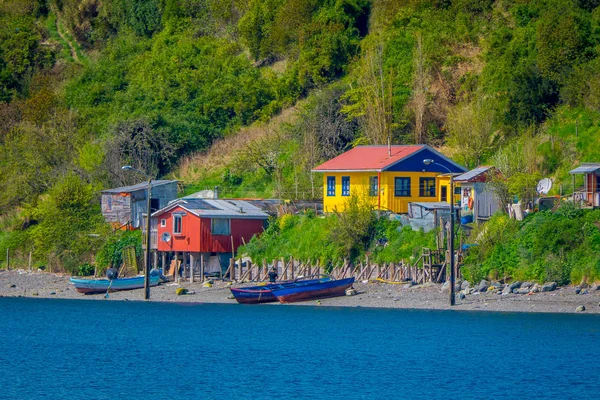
161,232,172,243
537,178,552,195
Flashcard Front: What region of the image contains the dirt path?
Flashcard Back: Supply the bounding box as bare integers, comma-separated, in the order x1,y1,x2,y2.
51,7,80,64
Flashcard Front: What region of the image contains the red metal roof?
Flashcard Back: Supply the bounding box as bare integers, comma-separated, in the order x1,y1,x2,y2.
312,145,425,172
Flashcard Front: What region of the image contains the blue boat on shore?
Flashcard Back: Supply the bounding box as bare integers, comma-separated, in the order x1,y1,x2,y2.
70,275,160,294
229,284,279,304
270,277,355,304
230,277,324,304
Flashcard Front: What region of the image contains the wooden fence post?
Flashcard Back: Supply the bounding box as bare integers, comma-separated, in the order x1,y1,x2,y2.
189,253,195,283
229,258,235,281
258,258,267,281
200,254,205,281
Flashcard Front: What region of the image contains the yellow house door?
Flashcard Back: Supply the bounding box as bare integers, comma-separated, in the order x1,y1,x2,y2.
441,185,448,202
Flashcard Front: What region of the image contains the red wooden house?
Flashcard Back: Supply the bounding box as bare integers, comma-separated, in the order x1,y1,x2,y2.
150,198,268,278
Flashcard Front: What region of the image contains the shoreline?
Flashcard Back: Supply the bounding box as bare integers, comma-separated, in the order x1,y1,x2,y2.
1,269,599,314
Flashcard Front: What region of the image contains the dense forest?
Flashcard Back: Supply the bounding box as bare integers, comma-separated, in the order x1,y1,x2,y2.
1,0,599,281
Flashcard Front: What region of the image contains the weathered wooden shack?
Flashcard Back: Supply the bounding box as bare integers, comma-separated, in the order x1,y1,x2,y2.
101,180,178,229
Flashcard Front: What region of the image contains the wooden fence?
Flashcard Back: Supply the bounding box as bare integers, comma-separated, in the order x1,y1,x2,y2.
219,248,457,284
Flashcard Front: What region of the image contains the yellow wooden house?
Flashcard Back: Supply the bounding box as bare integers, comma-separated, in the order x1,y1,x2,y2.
312,145,467,213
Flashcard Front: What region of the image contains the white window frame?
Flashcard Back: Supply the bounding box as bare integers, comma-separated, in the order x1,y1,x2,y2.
161,219,166,227
173,214,182,234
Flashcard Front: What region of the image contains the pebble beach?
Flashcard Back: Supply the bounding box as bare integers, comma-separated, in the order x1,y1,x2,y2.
1,269,599,314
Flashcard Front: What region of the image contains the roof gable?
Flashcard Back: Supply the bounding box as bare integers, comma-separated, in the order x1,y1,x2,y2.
385,147,466,173
312,145,424,171
312,145,466,173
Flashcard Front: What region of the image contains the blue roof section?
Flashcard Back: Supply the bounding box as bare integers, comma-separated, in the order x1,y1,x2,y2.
384,146,467,173
570,163,600,174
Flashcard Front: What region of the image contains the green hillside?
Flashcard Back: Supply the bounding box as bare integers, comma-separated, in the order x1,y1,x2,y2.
1,0,600,278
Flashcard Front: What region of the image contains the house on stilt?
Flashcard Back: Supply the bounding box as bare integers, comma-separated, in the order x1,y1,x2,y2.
148,197,269,280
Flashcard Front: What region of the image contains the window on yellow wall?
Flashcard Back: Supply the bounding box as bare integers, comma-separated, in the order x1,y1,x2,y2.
327,176,336,196
369,176,378,196
394,177,410,197
342,176,350,196
419,178,436,197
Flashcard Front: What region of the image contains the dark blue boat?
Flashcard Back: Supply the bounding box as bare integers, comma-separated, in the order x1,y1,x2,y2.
229,284,278,304
230,277,326,304
270,277,355,303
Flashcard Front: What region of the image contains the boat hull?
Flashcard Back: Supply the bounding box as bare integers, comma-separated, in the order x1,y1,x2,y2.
271,277,355,303
230,278,324,304
229,286,277,304
70,276,160,294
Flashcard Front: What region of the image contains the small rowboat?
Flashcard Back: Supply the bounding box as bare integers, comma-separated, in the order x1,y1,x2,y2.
229,284,278,304
70,275,160,294
230,277,324,304
270,277,355,304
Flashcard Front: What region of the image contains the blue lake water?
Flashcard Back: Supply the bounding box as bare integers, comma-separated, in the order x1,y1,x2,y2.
1,298,599,399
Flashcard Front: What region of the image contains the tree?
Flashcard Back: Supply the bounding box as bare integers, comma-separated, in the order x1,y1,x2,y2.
237,0,284,60
27,173,106,273
410,32,429,144
0,15,54,102
536,7,590,83
330,193,377,260
0,110,78,211
342,39,392,145
294,84,357,197
446,98,495,168
102,119,175,186
506,65,558,126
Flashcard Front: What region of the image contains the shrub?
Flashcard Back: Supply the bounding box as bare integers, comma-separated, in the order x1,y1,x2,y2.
77,263,95,277
462,206,600,285
95,230,142,272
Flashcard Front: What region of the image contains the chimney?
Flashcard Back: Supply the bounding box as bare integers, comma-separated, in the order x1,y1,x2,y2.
387,137,391,157
214,186,219,199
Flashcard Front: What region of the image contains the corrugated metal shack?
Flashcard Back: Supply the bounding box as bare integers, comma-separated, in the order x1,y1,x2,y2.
101,180,178,229
397,202,451,232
